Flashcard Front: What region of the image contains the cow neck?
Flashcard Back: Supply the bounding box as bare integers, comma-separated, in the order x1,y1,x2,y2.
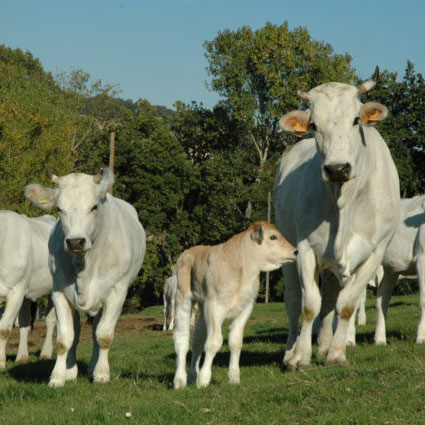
327,127,369,281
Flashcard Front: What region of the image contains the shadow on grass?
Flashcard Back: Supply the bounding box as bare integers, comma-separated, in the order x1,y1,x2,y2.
119,370,175,388
8,360,89,383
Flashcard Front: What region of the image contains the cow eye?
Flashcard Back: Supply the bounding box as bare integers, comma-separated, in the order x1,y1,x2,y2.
309,122,317,131
90,205,98,213
353,117,360,126
270,234,278,241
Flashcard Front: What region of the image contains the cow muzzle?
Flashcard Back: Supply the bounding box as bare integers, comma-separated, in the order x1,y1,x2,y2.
65,237,88,255
323,163,352,183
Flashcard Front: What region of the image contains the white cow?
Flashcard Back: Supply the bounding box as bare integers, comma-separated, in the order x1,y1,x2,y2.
163,265,198,331
163,265,178,331
25,168,146,387
274,69,400,369
173,221,297,389
364,195,425,345
323,196,425,347
0,211,56,368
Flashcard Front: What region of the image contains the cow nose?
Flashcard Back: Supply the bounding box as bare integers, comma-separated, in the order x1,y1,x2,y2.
294,250,298,256
66,238,86,251
324,163,352,182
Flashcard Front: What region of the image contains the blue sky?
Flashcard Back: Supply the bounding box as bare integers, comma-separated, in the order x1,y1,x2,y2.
1,0,424,109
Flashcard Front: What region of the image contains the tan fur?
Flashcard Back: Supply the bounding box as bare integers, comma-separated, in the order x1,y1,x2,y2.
173,221,297,389
340,306,355,321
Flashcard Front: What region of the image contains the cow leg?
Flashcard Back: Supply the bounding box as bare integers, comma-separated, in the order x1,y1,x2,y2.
168,296,176,331
190,303,198,328
416,240,425,343
317,273,339,357
65,310,80,382
15,299,32,363
49,292,75,387
374,271,398,345
282,262,302,364
89,286,126,384
197,301,225,388
188,306,206,384
40,304,56,359
173,295,193,389
227,301,254,385
0,284,27,369
326,251,384,366
163,297,168,331
356,286,367,326
287,245,320,371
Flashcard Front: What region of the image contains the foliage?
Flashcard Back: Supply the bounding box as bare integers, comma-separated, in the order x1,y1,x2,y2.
363,62,425,196
204,21,356,168
0,45,74,214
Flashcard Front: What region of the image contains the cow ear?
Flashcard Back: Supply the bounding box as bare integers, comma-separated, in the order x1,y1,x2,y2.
94,167,114,197
359,102,388,125
279,111,311,136
250,223,264,245
25,184,57,211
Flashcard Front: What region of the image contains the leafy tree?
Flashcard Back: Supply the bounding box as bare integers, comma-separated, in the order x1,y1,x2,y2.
363,62,425,196
204,21,356,169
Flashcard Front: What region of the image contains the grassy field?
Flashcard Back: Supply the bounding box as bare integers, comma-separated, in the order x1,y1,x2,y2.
1,295,425,425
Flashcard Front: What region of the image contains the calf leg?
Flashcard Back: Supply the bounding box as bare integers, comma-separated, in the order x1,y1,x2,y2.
163,296,168,331
168,296,176,331
173,295,193,389
374,271,398,345
188,307,206,383
16,299,33,363
356,286,367,326
197,302,225,388
228,302,254,384
40,304,56,359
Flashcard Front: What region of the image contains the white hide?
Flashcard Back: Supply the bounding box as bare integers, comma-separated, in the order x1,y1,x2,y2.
25,168,146,387
0,211,56,368
274,78,400,369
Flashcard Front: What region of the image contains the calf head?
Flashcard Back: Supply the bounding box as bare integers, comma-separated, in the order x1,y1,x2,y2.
25,168,114,255
279,67,388,184
250,221,297,271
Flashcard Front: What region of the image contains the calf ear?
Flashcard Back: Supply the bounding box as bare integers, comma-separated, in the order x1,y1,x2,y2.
250,223,264,245
359,102,388,125
279,111,311,136
25,184,57,211
94,167,115,198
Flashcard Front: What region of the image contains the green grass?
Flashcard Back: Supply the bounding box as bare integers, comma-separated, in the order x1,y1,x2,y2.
1,295,425,424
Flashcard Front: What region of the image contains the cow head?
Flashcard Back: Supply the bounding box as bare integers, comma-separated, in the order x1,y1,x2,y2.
250,221,298,271
279,67,388,184
25,168,114,255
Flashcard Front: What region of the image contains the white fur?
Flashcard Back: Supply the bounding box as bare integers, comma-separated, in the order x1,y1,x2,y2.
25,169,146,387
274,78,400,369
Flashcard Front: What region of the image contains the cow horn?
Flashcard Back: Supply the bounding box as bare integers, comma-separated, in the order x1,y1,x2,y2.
298,90,309,101
47,170,60,184
357,66,379,96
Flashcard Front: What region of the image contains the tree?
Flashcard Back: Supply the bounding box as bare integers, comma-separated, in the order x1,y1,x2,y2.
204,21,356,170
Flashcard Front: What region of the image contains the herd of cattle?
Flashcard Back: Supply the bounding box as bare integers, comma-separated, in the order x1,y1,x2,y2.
0,68,424,389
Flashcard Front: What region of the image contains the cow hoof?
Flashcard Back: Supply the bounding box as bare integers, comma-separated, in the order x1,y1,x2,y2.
324,358,348,367
187,371,197,384
0,361,6,370
48,378,65,388
317,349,328,358
346,340,356,347
374,340,387,346
228,371,240,385
66,365,78,381
416,338,425,344
93,373,110,383
15,356,30,364
39,353,52,360
174,375,187,390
